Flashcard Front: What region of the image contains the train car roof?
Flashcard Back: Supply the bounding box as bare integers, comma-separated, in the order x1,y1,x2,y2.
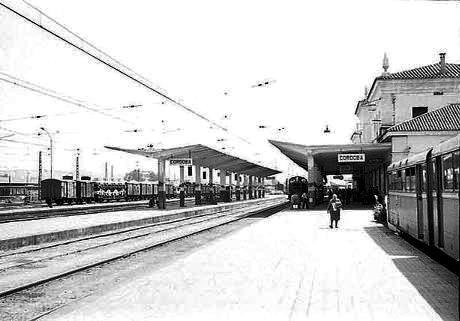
388,148,432,171
432,133,460,156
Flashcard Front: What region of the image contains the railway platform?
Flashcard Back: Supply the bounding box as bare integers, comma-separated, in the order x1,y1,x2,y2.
0,196,286,251
42,207,458,321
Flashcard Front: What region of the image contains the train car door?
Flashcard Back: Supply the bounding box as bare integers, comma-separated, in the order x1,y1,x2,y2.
426,153,435,247
435,156,444,248
415,164,424,239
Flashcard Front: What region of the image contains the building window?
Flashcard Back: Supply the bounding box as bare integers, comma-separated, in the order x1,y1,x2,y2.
187,166,193,176
412,107,428,118
202,171,207,180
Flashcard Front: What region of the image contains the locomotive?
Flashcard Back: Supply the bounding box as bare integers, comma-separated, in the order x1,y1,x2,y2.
287,176,308,197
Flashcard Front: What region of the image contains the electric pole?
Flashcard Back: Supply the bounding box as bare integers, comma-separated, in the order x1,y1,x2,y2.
75,148,80,180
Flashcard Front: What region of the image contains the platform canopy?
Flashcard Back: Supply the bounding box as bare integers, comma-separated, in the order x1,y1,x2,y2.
270,140,392,175
105,144,281,177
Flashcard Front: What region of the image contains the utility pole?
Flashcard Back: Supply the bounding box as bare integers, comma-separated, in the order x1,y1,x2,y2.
39,127,53,178
104,162,108,181
38,151,42,200
75,148,80,180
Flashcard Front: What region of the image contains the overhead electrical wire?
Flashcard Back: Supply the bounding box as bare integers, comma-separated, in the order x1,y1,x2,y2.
0,1,233,136
0,72,136,125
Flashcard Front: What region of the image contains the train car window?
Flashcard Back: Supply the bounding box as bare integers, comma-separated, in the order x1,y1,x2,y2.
394,170,402,190
453,151,459,191
442,154,454,191
404,168,411,191
404,167,416,192
431,159,437,191
421,164,427,193
410,167,416,191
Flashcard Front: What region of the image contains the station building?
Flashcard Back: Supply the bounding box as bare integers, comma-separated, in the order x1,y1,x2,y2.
272,53,460,203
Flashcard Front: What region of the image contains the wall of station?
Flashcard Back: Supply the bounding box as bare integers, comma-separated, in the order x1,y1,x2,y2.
391,133,458,162
356,78,460,144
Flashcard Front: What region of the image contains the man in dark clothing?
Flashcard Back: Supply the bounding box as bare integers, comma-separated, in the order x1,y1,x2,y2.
301,192,309,209
327,194,342,228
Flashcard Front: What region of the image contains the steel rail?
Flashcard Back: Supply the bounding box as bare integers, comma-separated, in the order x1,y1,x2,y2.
0,208,237,271
0,201,287,300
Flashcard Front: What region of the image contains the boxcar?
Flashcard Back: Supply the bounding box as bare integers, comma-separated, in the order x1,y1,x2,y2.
41,178,76,206
126,182,141,200
387,134,459,262
140,182,156,200
76,180,94,203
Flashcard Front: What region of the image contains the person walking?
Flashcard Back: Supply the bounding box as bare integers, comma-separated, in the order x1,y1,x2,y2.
327,193,342,228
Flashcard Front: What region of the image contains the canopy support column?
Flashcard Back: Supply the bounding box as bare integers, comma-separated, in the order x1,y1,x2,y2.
194,164,201,205
236,173,241,201
157,158,166,209
179,165,185,207
208,167,216,204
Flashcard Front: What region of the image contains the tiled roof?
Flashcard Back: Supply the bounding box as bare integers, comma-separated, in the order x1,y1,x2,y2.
387,104,460,132
378,63,460,80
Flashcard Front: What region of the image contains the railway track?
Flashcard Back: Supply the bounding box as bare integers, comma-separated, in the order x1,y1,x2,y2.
0,198,196,223
0,199,288,302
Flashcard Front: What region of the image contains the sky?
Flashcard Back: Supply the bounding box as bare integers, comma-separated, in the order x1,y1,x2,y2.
0,0,459,180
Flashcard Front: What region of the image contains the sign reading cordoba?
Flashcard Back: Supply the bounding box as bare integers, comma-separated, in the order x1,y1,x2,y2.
169,158,193,166
338,154,365,163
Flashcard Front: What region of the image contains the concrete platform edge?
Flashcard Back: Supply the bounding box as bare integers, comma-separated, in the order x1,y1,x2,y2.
0,197,285,251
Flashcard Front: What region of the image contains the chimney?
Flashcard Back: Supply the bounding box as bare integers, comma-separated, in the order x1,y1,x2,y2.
439,52,446,74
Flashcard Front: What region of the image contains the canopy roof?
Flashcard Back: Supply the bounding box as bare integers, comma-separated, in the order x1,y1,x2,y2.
105,144,281,177
270,140,392,174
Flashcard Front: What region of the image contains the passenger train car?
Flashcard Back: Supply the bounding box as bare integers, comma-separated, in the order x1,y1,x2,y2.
0,183,39,204
387,134,459,262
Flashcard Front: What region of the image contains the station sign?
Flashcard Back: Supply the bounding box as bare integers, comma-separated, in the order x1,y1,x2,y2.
169,158,193,166
338,154,365,163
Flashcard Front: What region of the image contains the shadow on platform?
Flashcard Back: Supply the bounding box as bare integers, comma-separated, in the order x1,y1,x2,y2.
364,225,459,321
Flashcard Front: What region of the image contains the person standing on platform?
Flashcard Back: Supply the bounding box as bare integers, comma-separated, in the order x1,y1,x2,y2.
301,192,309,209
327,194,342,228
